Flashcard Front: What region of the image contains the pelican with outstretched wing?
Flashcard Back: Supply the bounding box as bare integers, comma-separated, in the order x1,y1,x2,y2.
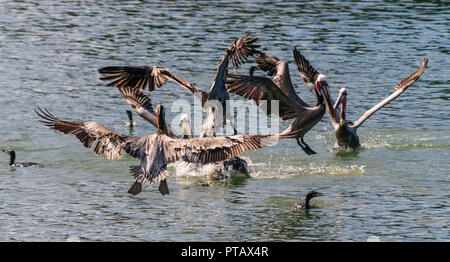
227,48,328,155
117,87,251,193
36,104,278,196
322,57,428,149
98,34,261,137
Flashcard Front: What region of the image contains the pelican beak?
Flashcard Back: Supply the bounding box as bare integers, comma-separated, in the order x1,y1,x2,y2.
333,88,347,111
315,81,323,96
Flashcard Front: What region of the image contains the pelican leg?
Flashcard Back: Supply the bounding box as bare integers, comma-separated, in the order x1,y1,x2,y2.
158,179,170,196
296,137,317,155
128,181,142,195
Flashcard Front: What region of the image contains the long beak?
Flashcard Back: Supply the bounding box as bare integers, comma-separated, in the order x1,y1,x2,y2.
333,88,347,111
181,121,193,138
316,192,324,196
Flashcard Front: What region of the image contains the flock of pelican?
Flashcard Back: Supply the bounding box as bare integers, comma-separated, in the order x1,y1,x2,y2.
29,34,428,199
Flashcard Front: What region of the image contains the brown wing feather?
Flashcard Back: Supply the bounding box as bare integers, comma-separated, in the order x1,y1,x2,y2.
98,66,170,91
164,134,280,164
227,74,306,120
393,57,428,92
117,87,179,138
351,57,428,128
223,34,261,70
98,65,204,95
293,47,320,93
35,107,137,160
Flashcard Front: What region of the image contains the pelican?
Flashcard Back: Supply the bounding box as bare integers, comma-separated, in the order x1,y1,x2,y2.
2,150,44,167
118,87,250,187
98,34,261,136
227,47,328,155
322,57,428,149
35,104,278,196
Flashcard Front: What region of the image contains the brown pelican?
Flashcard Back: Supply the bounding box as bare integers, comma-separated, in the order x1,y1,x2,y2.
322,57,428,149
2,150,44,167
227,47,327,155
98,34,261,136
293,191,323,210
35,104,277,196
118,87,250,188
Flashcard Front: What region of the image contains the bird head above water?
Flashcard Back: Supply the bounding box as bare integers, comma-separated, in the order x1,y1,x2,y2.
306,191,323,200
334,88,348,127
314,74,329,103
294,191,324,210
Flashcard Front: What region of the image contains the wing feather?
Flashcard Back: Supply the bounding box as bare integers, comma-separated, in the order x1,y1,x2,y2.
98,65,205,96
35,107,138,160
351,57,428,128
293,47,320,93
227,74,307,120
117,87,178,138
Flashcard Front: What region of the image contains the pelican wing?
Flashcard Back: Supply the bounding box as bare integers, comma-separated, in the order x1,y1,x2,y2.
209,34,261,101
225,34,261,70
256,52,309,107
351,57,428,128
118,87,178,138
98,65,205,96
227,74,307,120
36,107,138,160
293,47,320,94
164,134,279,164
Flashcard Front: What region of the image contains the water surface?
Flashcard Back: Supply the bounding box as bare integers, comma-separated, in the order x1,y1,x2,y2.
0,0,448,241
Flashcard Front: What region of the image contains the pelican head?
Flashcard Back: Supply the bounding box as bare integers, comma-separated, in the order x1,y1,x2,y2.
314,74,329,100
334,88,347,112
180,113,193,138
338,89,347,126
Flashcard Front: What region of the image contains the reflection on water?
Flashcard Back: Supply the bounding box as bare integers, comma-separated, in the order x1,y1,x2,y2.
0,0,449,241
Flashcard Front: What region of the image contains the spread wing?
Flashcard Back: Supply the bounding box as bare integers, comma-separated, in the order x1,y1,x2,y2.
293,47,320,94
227,74,307,120
209,34,262,101
98,65,205,96
351,57,428,128
255,52,309,107
225,33,261,70
164,134,279,164
35,107,139,160
117,87,179,138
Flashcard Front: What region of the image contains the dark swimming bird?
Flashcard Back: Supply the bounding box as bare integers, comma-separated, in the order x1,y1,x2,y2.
125,110,138,128
322,57,428,149
2,150,44,167
98,34,261,137
227,48,327,155
293,191,323,209
35,105,279,196
118,87,250,190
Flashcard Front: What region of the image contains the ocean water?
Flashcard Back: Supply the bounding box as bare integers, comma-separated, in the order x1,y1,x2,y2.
0,0,448,241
